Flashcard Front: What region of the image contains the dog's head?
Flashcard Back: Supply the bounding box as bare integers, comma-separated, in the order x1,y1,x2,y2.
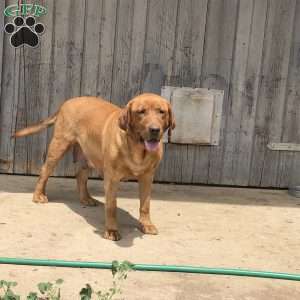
118,93,175,152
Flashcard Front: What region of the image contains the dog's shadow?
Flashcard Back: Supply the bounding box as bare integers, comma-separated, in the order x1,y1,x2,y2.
49,186,144,248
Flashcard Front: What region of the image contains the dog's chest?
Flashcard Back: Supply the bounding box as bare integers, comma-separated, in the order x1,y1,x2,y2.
123,153,160,177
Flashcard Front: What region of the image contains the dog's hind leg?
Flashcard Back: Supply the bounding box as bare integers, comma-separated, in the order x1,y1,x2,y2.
73,144,98,206
33,134,72,203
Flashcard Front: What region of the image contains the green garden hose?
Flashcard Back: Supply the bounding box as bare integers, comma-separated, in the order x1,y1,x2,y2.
0,257,300,281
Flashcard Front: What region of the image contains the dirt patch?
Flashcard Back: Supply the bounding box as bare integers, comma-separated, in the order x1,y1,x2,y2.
0,174,300,299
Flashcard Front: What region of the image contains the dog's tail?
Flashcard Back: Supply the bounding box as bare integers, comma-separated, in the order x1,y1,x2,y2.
12,112,58,138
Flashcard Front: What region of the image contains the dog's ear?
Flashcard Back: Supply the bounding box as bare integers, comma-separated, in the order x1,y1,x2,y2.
118,102,132,131
118,107,128,131
167,103,176,139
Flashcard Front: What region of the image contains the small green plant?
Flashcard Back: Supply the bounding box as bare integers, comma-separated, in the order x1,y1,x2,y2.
0,261,133,300
31,278,63,300
79,261,133,300
0,279,63,300
0,280,19,300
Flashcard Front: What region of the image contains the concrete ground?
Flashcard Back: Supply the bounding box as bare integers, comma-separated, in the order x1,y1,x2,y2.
0,174,300,299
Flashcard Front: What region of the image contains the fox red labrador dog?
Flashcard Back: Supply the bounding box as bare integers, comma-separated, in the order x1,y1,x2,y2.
13,93,175,240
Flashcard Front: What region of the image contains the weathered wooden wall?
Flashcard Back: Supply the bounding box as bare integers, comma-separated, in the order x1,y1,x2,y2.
1,0,300,187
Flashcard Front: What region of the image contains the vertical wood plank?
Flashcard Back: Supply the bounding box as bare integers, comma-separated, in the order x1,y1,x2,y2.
249,0,296,187
170,0,208,86
12,46,28,174
277,1,300,187
81,0,102,96
13,0,55,175
185,0,208,184
49,0,71,176
127,0,148,99
65,0,86,100
97,0,118,101
64,0,86,176
163,0,208,183
154,0,181,183
159,0,179,86
0,0,19,173
28,0,55,175
201,0,239,184
233,0,268,186
221,0,254,185
154,0,179,182
221,0,268,185
80,0,103,179
49,0,86,176
171,0,192,87
110,0,134,106
142,0,164,94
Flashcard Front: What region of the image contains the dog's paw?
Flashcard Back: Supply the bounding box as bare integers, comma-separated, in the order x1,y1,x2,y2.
103,229,121,241
4,16,45,48
33,193,48,204
140,223,158,235
80,196,99,207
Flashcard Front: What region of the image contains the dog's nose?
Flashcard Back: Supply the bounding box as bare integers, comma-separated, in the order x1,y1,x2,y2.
149,126,160,136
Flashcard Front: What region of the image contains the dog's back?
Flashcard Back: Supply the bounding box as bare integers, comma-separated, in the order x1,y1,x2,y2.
13,96,119,139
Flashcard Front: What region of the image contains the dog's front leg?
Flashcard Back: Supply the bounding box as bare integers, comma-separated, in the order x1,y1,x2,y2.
103,176,121,241
138,173,158,235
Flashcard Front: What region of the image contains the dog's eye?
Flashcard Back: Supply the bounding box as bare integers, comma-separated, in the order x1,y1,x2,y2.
159,109,165,114
137,109,145,115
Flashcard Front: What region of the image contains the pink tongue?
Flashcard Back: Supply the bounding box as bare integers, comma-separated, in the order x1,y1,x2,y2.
144,141,160,151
